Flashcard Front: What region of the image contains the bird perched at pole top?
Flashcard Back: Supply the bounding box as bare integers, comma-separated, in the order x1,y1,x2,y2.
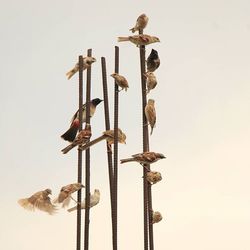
152,211,163,224
146,49,160,72
61,98,103,142
120,152,166,168
79,128,126,152
53,183,84,208
111,73,129,92
18,189,57,215
67,189,100,212
144,72,157,94
117,34,160,47
130,13,149,33
66,56,96,80
146,171,162,185
61,124,92,154
145,99,156,135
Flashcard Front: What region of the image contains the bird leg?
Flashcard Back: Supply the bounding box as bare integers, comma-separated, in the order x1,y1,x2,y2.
140,163,150,171
70,196,81,205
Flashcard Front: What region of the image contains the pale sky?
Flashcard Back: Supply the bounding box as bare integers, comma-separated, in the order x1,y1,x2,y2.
1,0,250,250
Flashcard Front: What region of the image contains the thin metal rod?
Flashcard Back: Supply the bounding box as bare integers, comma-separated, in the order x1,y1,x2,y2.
84,48,92,250
76,55,84,250
148,184,154,250
113,46,119,250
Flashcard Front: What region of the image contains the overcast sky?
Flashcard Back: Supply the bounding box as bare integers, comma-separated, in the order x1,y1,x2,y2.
1,0,250,249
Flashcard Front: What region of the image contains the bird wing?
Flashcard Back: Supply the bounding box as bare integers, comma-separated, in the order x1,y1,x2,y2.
34,195,57,215
143,152,157,162
70,103,86,124
145,105,156,126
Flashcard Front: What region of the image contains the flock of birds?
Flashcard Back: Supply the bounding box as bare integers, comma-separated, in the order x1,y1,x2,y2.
18,14,165,225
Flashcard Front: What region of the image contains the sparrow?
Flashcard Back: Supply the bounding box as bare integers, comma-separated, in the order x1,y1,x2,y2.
130,13,149,33
146,171,162,185
144,72,157,94
118,34,160,47
53,183,84,208
111,73,129,92
66,56,96,80
61,124,92,154
18,189,57,215
120,152,166,169
146,49,160,72
145,99,156,135
152,211,163,224
79,128,126,152
61,98,103,142
68,189,100,212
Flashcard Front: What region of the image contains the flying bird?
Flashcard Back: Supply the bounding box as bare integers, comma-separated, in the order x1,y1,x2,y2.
130,13,149,33
66,56,96,80
152,211,163,224
146,49,160,72
61,98,103,142
61,124,92,154
111,73,129,92
18,189,57,215
118,34,160,47
145,99,156,135
67,189,100,212
146,171,162,184
54,183,84,208
79,128,126,152
144,72,157,94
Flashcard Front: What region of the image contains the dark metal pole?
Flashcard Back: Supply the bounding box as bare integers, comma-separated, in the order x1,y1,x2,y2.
77,55,84,250
84,49,92,250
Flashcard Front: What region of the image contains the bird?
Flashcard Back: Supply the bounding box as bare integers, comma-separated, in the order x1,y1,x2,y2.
53,183,84,208
111,73,129,92
118,34,160,47
18,189,57,215
146,171,162,184
145,99,156,135
130,13,149,33
152,211,163,224
68,189,100,212
79,128,126,152
120,152,166,169
61,124,92,154
146,49,160,72
61,98,103,142
66,56,96,80
144,72,157,94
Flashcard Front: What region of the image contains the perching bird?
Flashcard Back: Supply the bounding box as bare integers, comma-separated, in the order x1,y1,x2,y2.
18,189,57,215
111,73,129,92
120,152,166,167
145,99,156,135
144,72,157,94
118,34,160,47
152,211,163,224
79,128,126,152
130,13,149,33
146,171,162,184
67,189,100,212
54,183,84,208
61,98,103,142
146,49,160,72
61,124,92,154
66,56,96,80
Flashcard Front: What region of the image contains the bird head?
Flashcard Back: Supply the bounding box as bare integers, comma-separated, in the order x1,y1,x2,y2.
94,189,100,196
157,153,166,159
45,189,52,195
86,57,96,64
118,128,126,144
91,98,103,106
148,99,155,105
110,73,118,78
152,37,160,43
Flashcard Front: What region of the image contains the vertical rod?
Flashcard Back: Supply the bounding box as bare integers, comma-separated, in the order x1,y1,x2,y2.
77,55,84,250
113,46,119,250
139,29,150,250
148,185,154,250
84,49,92,250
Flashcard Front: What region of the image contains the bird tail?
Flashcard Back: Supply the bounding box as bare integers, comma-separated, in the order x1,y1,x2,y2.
79,135,106,151
67,206,76,212
129,27,136,33
66,67,78,80
61,126,78,142
120,158,135,164
117,37,130,42
61,144,75,154
18,198,34,211
150,127,153,135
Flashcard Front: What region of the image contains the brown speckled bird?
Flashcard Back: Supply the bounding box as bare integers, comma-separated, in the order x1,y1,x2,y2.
79,128,126,152
144,72,157,94
118,34,160,47
54,183,84,208
146,49,160,72
111,73,129,92
18,189,57,215
152,211,163,224
66,56,96,80
130,13,149,33
146,171,162,184
61,124,92,154
145,99,156,135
